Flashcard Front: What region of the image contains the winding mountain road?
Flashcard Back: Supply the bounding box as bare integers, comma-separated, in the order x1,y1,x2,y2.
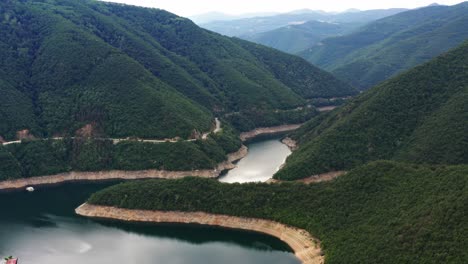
2,118,222,146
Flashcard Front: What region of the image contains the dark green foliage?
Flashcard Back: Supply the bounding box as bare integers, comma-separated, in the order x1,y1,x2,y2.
244,20,360,54
88,161,468,264
0,0,350,141
112,141,217,171
276,41,468,180
225,108,318,132
70,139,114,171
234,39,357,99
0,146,22,180
208,125,242,154
7,140,71,177
0,126,242,179
300,3,468,89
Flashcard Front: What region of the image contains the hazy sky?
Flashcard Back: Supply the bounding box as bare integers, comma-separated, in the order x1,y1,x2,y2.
101,0,465,17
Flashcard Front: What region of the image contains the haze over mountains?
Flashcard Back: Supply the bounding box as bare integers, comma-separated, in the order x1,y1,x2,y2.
300,2,468,89
199,8,408,37
199,2,468,91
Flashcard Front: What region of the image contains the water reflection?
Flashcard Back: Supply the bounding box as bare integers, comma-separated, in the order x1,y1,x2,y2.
0,177,299,264
219,138,291,183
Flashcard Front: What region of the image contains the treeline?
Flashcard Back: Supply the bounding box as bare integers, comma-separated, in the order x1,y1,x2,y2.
224,108,318,132
0,127,241,180
88,161,468,264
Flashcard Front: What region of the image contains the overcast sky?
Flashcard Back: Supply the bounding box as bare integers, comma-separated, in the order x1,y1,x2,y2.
101,0,466,17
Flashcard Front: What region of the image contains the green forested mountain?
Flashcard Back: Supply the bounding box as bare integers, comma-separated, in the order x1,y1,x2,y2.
0,0,353,141
0,125,242,180
299,2,468,89
276,41,468,180
243,21,359,54
88,161,468,264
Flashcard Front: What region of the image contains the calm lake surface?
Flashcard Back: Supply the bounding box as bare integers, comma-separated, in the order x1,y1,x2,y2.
0,139,298,264
219,138,291,183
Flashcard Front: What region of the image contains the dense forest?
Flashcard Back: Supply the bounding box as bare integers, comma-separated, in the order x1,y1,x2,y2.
299,2,468,89
0,0,354,142
0,126,241,180
275,40,468,180
243,20,360,54
88,161,468,264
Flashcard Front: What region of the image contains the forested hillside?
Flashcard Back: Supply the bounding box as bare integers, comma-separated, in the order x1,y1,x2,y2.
299,2,468,89
243,21,359,54
0,0,353,141
0,125,241,180
88,162,468,264
276,41,468,180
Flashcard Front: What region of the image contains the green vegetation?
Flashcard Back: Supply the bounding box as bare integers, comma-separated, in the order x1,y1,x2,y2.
0,0,353,141
276,41,468,180
224,108,318,132
244,21,359,54
88,161,468,264
0,127,241,180
299,3,468,89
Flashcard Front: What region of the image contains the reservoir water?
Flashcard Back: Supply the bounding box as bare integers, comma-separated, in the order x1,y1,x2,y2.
0,138,297,264
219,138,291,183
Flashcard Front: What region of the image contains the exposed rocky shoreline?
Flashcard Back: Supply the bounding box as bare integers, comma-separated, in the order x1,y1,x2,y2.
240,124,302,141
0,146,248,191
281,137,298,151
267,171,347,184
76,203,324,264
0,123,305,191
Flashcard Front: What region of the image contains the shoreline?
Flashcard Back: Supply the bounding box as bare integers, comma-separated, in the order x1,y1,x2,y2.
267,171,347,185
0,123,304,191
281,137,298,151
0,146,248,191
75,203,324,264
240,124,302,142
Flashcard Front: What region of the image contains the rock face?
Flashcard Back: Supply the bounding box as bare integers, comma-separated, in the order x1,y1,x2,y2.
76,203,324,264
0,146,248,191
240,124,302,141
282,137,298,151
268,171,346,184
298,171,346,184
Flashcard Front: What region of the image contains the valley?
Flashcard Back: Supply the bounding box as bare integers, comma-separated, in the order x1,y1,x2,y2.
0,0,466,263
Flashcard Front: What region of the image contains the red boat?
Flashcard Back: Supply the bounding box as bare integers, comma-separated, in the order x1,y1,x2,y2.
5,258,18,264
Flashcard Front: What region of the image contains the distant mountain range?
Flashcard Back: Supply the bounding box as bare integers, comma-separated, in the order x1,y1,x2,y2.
276,40,468,180
299,2,468,89
243,20,361,54
189,11,279,24
200,8,408,37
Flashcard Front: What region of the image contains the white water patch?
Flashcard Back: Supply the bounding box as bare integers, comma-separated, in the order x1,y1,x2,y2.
219,138,291,183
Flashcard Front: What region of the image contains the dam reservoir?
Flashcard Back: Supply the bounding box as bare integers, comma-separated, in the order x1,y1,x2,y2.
0,138,298,264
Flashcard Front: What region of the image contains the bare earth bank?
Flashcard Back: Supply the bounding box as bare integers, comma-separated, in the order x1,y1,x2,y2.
0,146,248,191
75,203,324,264
240,124,302,142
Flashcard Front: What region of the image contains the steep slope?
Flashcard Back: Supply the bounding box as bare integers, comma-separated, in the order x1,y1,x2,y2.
0,0,353,141
299,2,468,89
276,41,468,180
243,21,359,54
88,162,468,264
